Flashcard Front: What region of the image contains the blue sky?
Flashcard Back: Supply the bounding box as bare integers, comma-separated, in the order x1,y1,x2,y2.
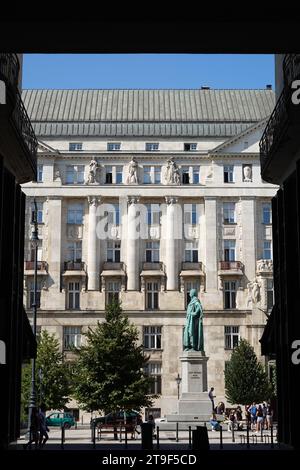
23,54,274,90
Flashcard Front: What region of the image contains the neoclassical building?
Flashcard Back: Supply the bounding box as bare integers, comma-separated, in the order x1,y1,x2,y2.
22,88,277,420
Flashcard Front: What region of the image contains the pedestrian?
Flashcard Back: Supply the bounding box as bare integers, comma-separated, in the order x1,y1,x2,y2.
38,403,49,448
236,406,243,430
262,402,268,430
210,413,220,431
208,387,216,412
147,414,156,438
228,410,236,431
266,403,273,430
23,407,40,450
256,404,264,433
250,402,257,431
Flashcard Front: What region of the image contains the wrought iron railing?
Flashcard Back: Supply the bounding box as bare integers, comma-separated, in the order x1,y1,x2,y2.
11,89,38,160
181,262,203,271
0,53,19,89
102,261,125,271
259,89,289,170
142,261,164,271
283,54,300,88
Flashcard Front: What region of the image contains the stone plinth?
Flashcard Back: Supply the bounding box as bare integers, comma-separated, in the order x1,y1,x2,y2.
177,350,212,415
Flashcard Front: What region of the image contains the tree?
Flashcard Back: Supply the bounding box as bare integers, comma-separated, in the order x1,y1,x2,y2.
21,330,72,422
224,339,273,405
73,301,157,414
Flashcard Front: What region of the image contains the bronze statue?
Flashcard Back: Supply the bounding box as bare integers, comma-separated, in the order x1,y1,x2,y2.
183,289,204,352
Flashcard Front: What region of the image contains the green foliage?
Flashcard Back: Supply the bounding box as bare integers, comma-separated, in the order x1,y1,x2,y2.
224,338,273,405
21,330,72,421
73,300,157,413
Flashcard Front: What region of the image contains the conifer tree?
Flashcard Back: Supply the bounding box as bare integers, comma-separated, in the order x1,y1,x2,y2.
224,338,273,405
73,301,156,413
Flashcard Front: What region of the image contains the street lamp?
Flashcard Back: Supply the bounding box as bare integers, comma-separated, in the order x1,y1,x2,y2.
27,198,39,442
175,373,182,400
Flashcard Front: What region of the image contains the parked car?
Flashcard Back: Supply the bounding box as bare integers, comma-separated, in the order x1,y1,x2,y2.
92,410,142,428
46,412,75,429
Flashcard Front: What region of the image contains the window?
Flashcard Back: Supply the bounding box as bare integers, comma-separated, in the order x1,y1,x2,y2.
184,241,198,262
145,241,160,262
146,143,159,151
225,326,239,349
184,204,197,225
29,280,41,308
224,165,234,183
68,282,80,309
154,166,161,184
146,204,160,225
105,166,113,184
107,240,121,262
144,363,162,394
69,142,82,151
263,240,272,260
262,203,272,224
67,241,82,262
66,165,84,184
224,281,236,309
193,167,200,184
143,326,162,349
37,164,43,183
31,201,43,224
224,240,236,261
107,281,121,304
67,203,84,224
106,204,120,225
267,279,274,311
223,202,236,224
143,166,151,184
182,166,190,184
107,142,121,151
184,143,197,151
146,281,159,309
116,166,123,184
186,280,200,307
63,326,81,350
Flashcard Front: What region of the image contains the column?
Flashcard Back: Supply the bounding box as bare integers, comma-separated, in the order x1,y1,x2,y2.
127,196,139,290
204,197,218,291
47,197,62,291
240,197,256,282
87,196,100,290
165,196,178,290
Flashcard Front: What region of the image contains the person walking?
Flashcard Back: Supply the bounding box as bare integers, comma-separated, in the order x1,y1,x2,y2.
256,405,264,433
23,407,40,450
38,403,49,448
266,403,273,430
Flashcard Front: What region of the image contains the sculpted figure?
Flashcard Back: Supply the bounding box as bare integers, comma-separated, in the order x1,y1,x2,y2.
243,165,252,182
183,289,204,352
127,157,138,184
86,158,98,184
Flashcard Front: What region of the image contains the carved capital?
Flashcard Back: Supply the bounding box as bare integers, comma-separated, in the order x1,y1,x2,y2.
165,196,178,205
88,196,101,206
127,196,140,205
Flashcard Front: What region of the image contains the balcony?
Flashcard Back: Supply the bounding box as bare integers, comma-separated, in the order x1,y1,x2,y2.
24,260,48,275
218,261,243,276
0,54,37,183
140,262,165,277
180,261,205,277
64,261,85,271
260,54,300,184
101,261,126,277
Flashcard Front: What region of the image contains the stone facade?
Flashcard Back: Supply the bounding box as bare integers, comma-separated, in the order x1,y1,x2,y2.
22,89,278,421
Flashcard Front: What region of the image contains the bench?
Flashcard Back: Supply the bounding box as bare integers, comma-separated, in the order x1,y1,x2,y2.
96,423,139,441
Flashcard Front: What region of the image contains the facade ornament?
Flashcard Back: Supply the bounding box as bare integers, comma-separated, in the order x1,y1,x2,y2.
126,157,138,184
243,165,252,182
85,158,99,184
88,196,101,206
164,157,180,185
165,196,178,205
247,277,261,306
206,160,214,181
127,195,140,205
257,259,273,272
54,167,61,182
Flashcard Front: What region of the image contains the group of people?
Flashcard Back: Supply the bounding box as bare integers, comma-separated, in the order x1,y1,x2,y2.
23,404,49,450
245,402,274,432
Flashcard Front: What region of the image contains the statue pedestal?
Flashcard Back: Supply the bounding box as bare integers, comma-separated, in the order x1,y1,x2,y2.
161,351,213,430
177,351,211,416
